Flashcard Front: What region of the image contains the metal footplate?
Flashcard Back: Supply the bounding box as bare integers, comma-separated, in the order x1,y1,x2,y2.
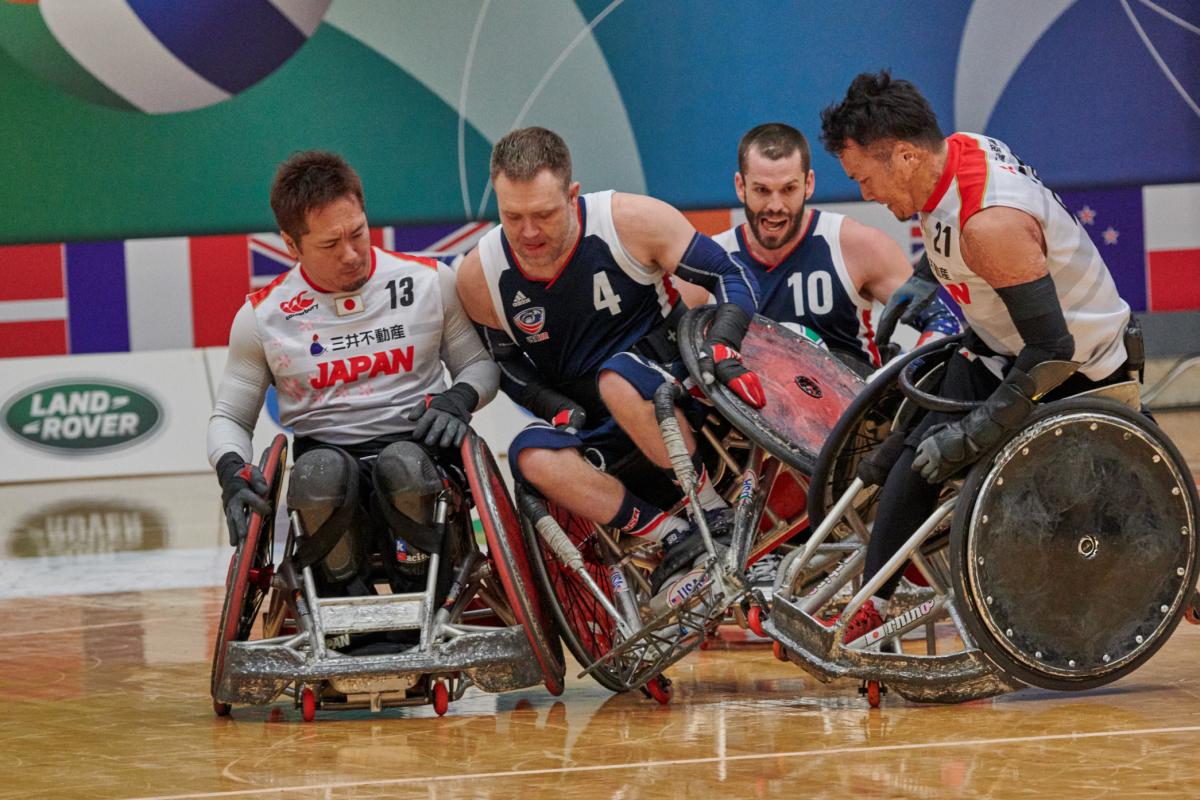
580,559,749,691
764,591,1017,703
217,624,543,706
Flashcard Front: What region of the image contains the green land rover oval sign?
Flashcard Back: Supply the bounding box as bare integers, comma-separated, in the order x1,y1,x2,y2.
3,380,163,454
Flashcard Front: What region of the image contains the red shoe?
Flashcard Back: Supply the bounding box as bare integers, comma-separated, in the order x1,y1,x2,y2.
824,599,884,644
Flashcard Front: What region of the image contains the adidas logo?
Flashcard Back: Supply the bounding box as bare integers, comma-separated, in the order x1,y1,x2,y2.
512,291,531,307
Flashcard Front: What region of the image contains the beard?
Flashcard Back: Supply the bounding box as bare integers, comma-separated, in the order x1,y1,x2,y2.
745,200,806,251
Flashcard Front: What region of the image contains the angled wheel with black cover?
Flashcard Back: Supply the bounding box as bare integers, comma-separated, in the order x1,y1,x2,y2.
950,398,1199,691
211,433,288,716
462,431,566,696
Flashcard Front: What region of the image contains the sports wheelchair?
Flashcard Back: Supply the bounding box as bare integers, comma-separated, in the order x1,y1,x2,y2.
513,308,864,702
210,431,564,721
757,334,1199,706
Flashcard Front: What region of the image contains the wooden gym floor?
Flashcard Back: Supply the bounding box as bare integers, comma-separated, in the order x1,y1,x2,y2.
0,410,1197,799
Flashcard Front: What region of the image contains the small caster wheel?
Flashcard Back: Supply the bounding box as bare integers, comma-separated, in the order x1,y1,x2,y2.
1185,599,1200,626
432,680,449,716
213,700,231,717
864,680,882,709
747,606,766,637
645,675,672,705
772,640,787,661
301,686,317,722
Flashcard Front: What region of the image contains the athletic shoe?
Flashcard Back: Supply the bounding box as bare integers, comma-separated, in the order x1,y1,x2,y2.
824,598,884,644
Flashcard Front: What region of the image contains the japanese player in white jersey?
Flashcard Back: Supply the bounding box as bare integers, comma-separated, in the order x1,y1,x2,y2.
817,71,1136,642
712,122,960,375
456,127,765,601
208,151,499,604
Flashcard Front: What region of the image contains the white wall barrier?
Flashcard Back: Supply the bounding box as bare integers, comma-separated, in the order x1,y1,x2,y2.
0,346,531,484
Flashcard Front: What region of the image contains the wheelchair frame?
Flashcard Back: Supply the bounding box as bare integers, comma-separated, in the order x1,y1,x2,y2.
762,338,1199,705
210,432,562,720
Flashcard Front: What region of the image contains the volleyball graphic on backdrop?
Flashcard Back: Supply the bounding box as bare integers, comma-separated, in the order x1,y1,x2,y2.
0,0,330,113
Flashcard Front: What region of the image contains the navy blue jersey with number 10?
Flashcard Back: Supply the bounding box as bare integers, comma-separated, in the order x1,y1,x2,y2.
714,209,881,367
476,190,680,390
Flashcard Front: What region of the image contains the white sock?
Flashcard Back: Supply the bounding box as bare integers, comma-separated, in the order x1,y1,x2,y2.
694,466,726,512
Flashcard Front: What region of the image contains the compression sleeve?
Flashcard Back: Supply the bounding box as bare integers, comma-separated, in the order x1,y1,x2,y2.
438,263,499,409
673,232,760,317
207,302,270,466
995,274,1076,373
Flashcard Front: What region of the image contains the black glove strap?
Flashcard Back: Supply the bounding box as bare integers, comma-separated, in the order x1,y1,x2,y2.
706,303,750,349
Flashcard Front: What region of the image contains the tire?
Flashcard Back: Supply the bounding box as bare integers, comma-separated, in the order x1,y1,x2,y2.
210,434,288,714
518,486,630,693
950,398,1198,691
462,432,565,696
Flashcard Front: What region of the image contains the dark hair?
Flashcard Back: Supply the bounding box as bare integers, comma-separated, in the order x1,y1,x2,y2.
490,127,572,189
819,71,944,155
270,150,364,245
738,123,811,174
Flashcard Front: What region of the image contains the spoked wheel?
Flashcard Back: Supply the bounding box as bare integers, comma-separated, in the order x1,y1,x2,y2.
462,432,565,696
951,399,1199,691
211,434,288,716
518,486,630,693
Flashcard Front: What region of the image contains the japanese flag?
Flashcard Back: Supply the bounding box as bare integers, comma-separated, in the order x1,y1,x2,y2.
335,294,364,316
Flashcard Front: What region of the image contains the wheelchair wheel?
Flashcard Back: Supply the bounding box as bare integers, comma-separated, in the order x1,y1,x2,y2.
950,398,1199,691
518,487,628,693
808,336,961,526
462,432,565,696
210,434,288,715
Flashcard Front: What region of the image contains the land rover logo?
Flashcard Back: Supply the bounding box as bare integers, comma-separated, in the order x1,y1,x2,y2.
3,380,162,453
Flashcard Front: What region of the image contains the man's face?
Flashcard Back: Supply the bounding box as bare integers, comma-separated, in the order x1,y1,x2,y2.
284,195,372,293
735,148,814,251
838,139,917,220
494,169,580,272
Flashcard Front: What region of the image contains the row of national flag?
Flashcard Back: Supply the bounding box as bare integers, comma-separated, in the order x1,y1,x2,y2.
0,221,492,358
1,183,1197,360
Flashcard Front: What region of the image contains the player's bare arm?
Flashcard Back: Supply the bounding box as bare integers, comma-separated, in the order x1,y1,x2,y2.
838,216,911,304
959,206,1049,288
608,191,696,271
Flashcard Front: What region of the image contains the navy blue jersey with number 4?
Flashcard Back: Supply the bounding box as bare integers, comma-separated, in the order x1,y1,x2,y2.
477,190,680,387
714,209,880,366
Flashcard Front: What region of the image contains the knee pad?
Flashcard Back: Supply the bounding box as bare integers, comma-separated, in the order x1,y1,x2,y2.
373,441,444,554
287,447,364,584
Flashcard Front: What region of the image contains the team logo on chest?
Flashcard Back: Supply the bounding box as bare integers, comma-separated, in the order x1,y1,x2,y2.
513,307,549,343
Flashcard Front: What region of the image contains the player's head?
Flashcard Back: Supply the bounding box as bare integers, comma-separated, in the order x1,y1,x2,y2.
820,71,945,220
271,150,371,292
735,123,814,251
490,127,581,272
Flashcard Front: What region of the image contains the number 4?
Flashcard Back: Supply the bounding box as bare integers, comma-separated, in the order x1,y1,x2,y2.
593,272,622,315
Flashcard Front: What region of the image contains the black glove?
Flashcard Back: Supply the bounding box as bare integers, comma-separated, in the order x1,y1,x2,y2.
548,400,586,435
216,451,271,547
696,304,765,408
912,368,1036,483
408,383,479,449
876,253,941,363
